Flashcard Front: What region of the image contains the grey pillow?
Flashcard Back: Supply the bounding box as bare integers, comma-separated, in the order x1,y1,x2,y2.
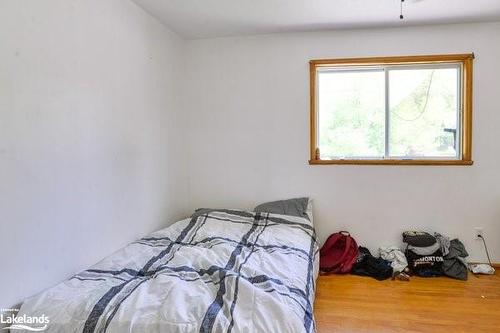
254,197,310,220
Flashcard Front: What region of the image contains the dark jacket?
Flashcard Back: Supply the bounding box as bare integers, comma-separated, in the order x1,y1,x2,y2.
443,239,468,280
351,247,393,280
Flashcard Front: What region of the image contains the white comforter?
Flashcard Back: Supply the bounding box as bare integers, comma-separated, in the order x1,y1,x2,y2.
18,209,319,333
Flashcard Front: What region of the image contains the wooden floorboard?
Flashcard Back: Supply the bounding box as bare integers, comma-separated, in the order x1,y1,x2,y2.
314,271,500,333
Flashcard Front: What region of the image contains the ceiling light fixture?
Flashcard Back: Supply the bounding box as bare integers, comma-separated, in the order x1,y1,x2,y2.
400,0,405,20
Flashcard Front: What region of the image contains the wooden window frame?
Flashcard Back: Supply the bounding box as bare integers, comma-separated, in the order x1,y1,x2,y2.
309,54,474,166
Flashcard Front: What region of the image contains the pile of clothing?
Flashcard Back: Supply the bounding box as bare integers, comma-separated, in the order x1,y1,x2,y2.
403,231,469,280
350,246,410,281
320,230,471,281
380,246,410,280
351,247,393,281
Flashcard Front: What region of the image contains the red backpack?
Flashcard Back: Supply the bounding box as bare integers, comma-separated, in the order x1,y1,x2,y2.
320,231,359,274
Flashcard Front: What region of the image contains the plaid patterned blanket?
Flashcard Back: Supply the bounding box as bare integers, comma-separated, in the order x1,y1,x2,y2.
18,209,319,332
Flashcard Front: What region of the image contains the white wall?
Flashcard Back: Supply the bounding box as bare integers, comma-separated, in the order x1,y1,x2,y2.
184,22,500,262
2,3,499,312
0,0,188,309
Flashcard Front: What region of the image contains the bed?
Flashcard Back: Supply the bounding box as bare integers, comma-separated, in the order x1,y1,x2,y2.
18,209,319,332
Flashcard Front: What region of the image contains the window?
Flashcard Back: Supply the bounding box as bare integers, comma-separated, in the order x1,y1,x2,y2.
309,54,473,165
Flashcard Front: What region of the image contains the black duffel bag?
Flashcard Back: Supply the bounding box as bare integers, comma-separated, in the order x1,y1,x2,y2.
405,248,444,277
403,231,444,277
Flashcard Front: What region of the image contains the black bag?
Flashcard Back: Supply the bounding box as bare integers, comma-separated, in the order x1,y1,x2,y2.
403,231,444,277
406,248,444,277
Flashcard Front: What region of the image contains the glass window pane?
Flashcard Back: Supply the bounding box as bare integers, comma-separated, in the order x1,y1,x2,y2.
318,70,385,159
389,67,459,158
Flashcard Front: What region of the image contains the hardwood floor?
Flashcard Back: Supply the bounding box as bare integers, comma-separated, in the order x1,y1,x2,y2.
314,271,500,333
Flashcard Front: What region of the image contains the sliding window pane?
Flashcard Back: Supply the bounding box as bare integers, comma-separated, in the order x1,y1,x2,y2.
389,67,459,158
318,70,385,159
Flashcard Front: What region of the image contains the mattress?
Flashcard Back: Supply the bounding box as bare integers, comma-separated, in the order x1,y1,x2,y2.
18,209,319,332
